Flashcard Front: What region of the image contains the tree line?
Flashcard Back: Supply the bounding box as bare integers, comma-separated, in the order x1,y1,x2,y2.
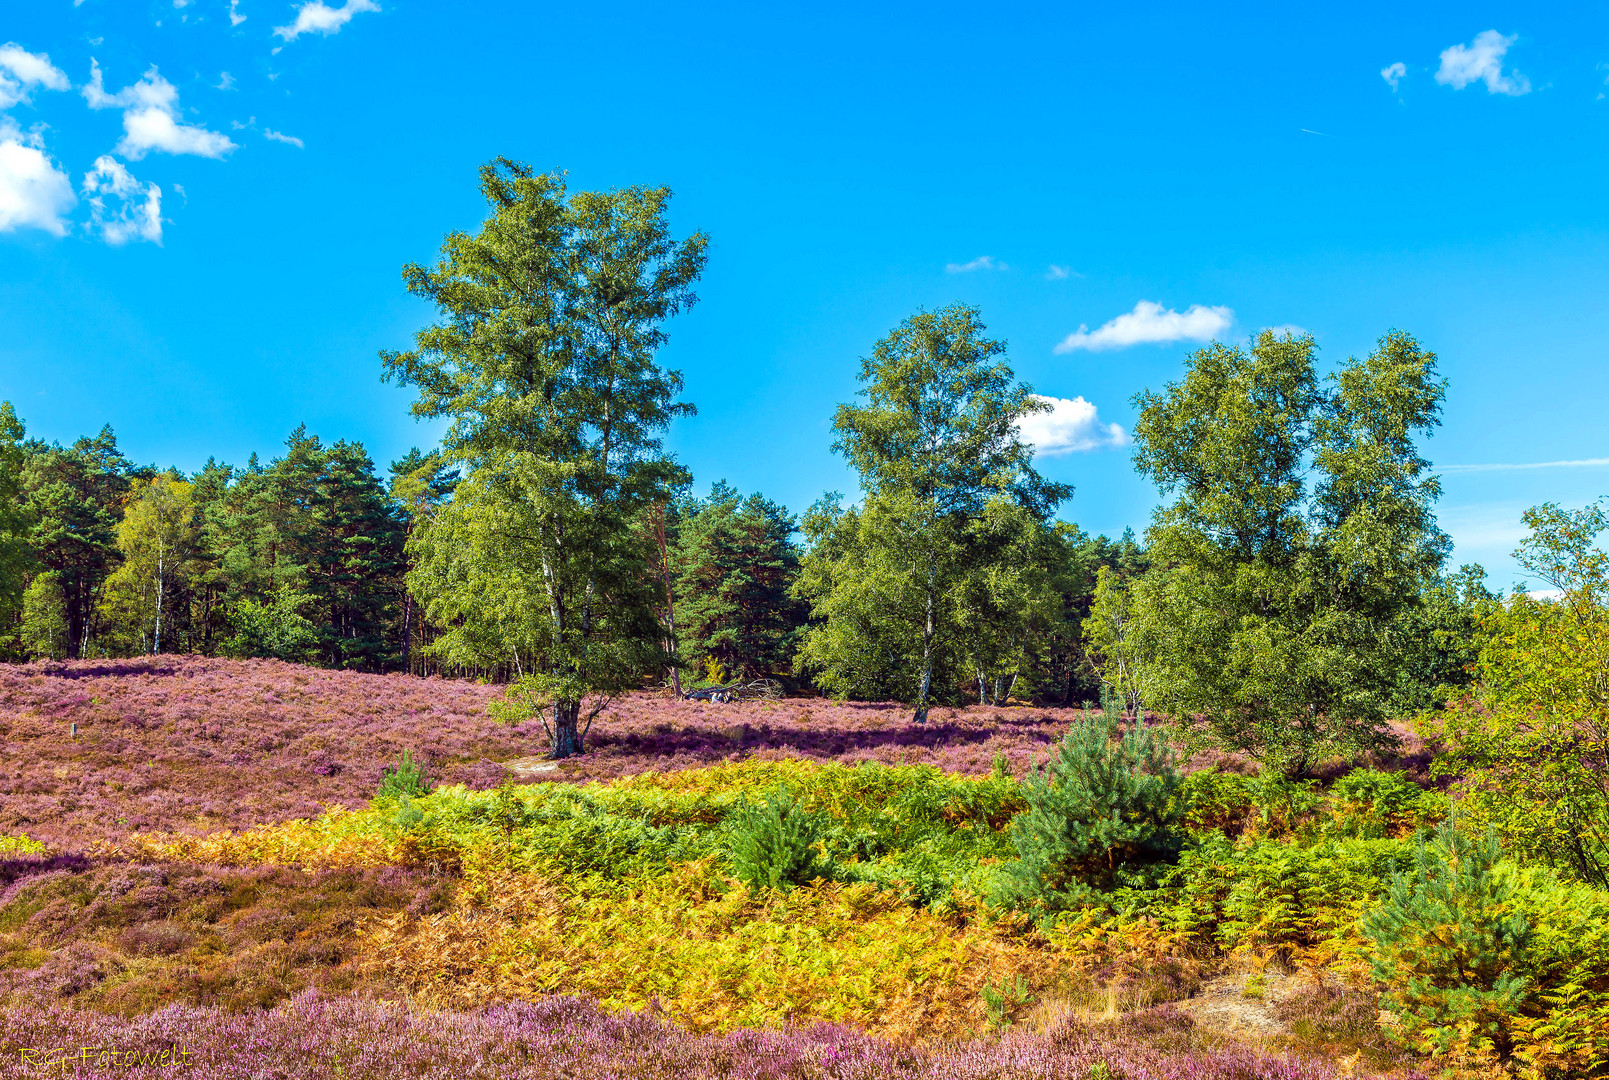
0,158,1497,772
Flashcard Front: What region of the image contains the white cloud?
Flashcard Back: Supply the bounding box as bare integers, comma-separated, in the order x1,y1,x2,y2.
1442,457,1609,474
274,0,379,41
1436,31,1530,96
946,254,1006,273
1054,300,1233,354
216,71,235,90
82,155,162,244
229,0,246,25
1045,264,1072,280
0,43,70,110
1381,61,1407,91
0,119,75,235
264,128,303,148
1261,323,1309,338
1525,588,1565,602
1016,394,1129,455
83,61,237,160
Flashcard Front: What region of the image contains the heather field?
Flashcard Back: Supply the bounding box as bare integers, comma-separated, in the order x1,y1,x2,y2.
2,659,1598,1079
0,656,1116,848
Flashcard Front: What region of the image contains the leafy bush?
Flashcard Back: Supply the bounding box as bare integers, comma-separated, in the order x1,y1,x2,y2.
998,715,1181,908
1360,823,1533,1057
1324,769,1444,839
377,750,433,800
727,790,837,892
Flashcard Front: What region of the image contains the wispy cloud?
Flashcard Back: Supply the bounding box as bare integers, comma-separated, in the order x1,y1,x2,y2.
83,61,236,160
1054,300,1233,354
81,155,162,245
229,0,246,25
0,118,75,235
1436,30,1530,96
1016,394,1129,455
1381,61,1407,91
1442,457,1609,474
945,254,1006,273
0,43,70,109
216,71,235,91
1045,264,1078,280
1261,323,1309,338
264,128,303,148
274,0,379,42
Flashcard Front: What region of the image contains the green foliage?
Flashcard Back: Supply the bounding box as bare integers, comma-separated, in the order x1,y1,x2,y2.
796,305,1070,719
19,425,143,659
0,403,35,650
1427,500,1609,888
19,571,69,661
1115,329,1450,776
0,834,45,856
98,476,200,655
671,481,806,681
979,974,1034,1030
1361,824,1533,1056
998,714,1181,907
385,160,707,756
377,750,434,801
1326,769,1446,840
727,789,838,892
222,588,320,663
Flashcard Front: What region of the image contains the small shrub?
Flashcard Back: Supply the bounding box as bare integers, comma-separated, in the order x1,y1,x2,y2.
0,835,46,856
997,715,1181,909
1325,769,1443,839
1360,822,1532,1056
980,974,1034,1030
377,750,432,800
727,790,836,892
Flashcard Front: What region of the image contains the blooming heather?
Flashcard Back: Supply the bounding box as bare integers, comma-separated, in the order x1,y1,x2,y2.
0,991,1353,1079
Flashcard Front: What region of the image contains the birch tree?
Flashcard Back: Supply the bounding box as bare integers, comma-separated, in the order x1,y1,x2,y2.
100,476,198,654
796,305,1069,721
383,160,707,758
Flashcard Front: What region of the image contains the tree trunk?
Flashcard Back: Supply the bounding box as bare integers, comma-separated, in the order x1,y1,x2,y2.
551,698,585,758
153,549,164,655
401,592,413,674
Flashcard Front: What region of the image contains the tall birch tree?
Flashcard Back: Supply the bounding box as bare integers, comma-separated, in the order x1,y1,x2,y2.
383,160,707,758
797,305,1070,721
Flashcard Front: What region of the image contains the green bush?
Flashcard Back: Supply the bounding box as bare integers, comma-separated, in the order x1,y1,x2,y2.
1324,769,1444,839
727,790,838,892
997,715,1181,908
377,750,433,800
1360,822,1533,1056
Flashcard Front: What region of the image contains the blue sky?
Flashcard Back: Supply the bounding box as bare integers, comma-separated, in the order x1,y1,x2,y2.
3,1,1608,589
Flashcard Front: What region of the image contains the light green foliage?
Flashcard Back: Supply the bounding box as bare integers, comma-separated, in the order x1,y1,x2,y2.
1429,501,1609,890
727,790,838,892
796,305,1070,719
19,571,70,660
1326,769,1446,840
998,715,1181,907
221,588,319,663
979,974,1034,1031
1361,824,1533,1056
377,750,434,801
384,161,706,756
98,476,200,655
1159,832,1409,960
671,482,805,681
1115,329,1449,775
0,834,45,855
